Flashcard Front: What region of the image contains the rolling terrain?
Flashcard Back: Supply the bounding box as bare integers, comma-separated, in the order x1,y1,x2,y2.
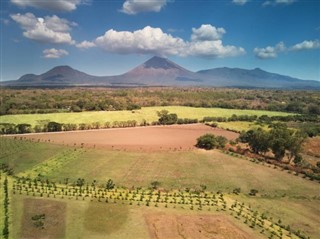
2,56,320,89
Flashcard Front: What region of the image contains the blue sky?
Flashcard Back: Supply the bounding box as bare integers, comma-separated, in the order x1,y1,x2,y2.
1,0,319,81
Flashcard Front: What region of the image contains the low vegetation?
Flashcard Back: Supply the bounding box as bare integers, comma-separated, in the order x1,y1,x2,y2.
1,88,319,115
0,87,319,239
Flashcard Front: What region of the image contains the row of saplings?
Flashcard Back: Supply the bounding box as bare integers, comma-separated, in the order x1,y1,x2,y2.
1,173,9,239
196,123,320,181
9,175,308,239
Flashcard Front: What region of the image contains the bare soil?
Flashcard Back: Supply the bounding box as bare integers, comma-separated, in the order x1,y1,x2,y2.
303,137,320,158
21,124,238,151
145,213,253,239
21,198,66,239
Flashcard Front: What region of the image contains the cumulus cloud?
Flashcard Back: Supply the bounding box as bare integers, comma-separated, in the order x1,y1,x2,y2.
188,40,245,58
263,0,296,6
43,48,69,58
232,0,249,5
76,40,96,49
92,24,245,58
191,24,226,41
291,40,320,51
95,26,186,56
10,13,75,44
254,42,286,59
10,0,88,12
254,40,320,59
121,0,168,15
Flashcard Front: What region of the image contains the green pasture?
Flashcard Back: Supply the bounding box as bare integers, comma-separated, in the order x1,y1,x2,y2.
0,106,293,127
1,137,319,238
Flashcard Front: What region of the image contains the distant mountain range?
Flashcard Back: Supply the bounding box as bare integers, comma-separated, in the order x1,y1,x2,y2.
2,56,320,89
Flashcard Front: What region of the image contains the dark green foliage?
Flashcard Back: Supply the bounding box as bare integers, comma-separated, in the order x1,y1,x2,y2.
316,162,320,168
150,181,161,189
3,177,9,238
1,88,319,116
233,188,241,195
47,122,62,132
239,128,269,154
31,214,45,229
196,134,228,150
239,124,306,161
249,189,258,196
157,110,178,125
16,124,32,134
105,179,115,190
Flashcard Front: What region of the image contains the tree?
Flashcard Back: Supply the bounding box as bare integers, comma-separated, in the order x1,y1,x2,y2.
196,134,216,150
16,124,32,134
216,135,228,148
46,122,62,132
268,123,294,161
105,179,115,190
268,123,305,162
157,110,178,125
238,128,269,155
196,134,227,150
150,181,161,189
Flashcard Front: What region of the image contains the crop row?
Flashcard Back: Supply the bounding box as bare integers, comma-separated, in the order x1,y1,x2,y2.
11,176,309,239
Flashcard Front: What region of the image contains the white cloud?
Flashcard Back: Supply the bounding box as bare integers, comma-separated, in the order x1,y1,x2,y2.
76,40,96,49
232,0,249,5
254,42,286,59
10,0,88,12
191,24,226,41
121,0,168,15
10,13,75,44
263,0,296,6
95,26,186,56
43,48,69,58
254,40,320,59
93,25,245,58
187,40,245,58
291,40,320,51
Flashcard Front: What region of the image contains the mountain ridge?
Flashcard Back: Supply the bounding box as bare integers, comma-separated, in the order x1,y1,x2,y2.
2,56,319,89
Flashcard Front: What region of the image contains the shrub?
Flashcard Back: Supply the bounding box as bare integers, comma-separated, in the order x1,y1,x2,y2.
196,134,227,150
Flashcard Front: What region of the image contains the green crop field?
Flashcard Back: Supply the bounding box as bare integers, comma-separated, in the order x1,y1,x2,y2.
0,106,293,127
1,137,319,239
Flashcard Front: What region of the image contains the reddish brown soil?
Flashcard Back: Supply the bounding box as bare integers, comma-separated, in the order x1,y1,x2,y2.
21,198,66,239
303,137,320,158
145,213,253,239
21,124,239,151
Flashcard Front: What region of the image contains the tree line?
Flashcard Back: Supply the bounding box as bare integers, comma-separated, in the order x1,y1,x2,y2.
238,123,305,162
1,87,319,115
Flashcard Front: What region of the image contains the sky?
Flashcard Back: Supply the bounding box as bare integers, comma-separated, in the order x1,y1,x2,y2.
1,0,319,82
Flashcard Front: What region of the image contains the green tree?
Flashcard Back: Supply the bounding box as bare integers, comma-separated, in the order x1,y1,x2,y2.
196,134,216,150
47,122,62,132
269,123,305,162
105,179,115,190
150,181,161,190
238,128,269,154
16,124,32,134
157,110,178,125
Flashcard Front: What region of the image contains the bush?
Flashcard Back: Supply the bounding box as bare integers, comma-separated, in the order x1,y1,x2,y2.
249,189,258,196
196,134,227,150
196,134,216,150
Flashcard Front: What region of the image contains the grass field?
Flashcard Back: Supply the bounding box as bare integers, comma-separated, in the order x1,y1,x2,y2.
1,136,319,239
0,106,293,127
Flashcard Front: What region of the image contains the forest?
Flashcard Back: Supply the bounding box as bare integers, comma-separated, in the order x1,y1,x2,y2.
1,87,319,115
